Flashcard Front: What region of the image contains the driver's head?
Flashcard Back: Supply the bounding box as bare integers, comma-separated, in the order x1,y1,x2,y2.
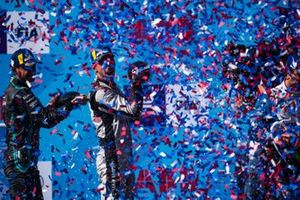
10,48,41,82
287,54,300,81
90,47,115,80
283,53,300,91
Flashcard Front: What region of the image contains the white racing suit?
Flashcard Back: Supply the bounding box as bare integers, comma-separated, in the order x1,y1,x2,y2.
89,79,143,199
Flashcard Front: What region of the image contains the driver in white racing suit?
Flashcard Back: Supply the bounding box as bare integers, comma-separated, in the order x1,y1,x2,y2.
88,47,149,199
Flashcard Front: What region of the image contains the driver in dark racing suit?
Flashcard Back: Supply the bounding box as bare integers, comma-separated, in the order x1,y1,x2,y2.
245,53,300,199
89,47,149,199
2,48,84,200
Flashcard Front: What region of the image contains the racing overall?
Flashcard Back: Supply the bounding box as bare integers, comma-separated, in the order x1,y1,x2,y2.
2,76,69,200
89,79,143,199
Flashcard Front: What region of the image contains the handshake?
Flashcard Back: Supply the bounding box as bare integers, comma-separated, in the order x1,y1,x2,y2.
49,91,88,111
48,61,151,109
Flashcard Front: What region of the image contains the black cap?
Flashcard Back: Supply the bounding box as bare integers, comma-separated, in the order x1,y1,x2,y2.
130,61,148,69
10,48,41,71
90,47,114,65
128,61,149,80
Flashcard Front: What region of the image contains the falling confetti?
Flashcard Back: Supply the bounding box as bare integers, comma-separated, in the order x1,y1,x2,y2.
0,0,299,199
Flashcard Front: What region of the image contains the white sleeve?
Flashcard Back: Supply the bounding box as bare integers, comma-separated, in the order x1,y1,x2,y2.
94,86,142,117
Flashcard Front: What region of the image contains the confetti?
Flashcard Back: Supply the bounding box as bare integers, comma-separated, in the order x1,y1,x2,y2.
1,1,299,199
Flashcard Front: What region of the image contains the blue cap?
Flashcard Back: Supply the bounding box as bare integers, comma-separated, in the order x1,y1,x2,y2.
10,48,41,71
90,47,114,64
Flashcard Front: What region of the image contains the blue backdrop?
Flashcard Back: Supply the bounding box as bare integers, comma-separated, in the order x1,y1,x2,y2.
0,0,299,199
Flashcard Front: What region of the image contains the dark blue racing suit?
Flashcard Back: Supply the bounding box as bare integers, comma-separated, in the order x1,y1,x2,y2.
2,76,70,200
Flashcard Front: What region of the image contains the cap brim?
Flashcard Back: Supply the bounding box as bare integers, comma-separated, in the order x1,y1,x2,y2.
34,59,42,64
92,53,114,64
25,59,42,66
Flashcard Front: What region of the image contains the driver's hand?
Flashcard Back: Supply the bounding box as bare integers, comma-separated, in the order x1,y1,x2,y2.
71,94,88,105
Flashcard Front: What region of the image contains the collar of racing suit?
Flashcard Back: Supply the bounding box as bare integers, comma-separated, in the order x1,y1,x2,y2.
95,78,117,89
10,76,29,90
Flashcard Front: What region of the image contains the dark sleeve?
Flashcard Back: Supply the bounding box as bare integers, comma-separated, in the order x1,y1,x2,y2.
15,89,69,129
39,106,69,128
92,84,143,118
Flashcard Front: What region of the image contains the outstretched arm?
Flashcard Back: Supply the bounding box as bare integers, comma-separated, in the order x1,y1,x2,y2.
14,90,72,128
40,92,87,128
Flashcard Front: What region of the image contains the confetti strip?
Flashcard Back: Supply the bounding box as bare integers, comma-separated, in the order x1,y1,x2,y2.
1,1,299,199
